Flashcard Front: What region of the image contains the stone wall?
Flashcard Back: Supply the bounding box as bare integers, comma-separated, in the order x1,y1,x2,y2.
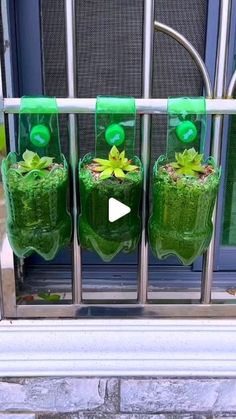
0,378,236,418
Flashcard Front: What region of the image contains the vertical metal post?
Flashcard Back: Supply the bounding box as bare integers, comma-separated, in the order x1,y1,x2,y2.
201,0,232,304
228,70,236,98
0,0,17,318
138,0,154,304
1,0,16,151
0,64,3,317
65,0,82,304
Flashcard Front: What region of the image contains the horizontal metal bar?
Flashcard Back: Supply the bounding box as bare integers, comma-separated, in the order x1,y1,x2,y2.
2,98,236,114
16,290,235,301
15,303,236,318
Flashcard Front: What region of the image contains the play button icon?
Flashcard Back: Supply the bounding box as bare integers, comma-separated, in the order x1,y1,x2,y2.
109,198,131,223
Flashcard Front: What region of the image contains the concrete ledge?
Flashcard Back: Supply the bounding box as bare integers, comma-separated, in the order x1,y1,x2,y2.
0,415,35,419
1,319,236,377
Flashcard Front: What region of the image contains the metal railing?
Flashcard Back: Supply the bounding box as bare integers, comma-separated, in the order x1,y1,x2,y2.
0,0,236,318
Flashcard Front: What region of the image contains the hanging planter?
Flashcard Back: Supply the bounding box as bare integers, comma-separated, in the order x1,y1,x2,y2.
79,146,142,261
78,96,143,261
1,97,71,260
149,97,220,265
149,148,220,265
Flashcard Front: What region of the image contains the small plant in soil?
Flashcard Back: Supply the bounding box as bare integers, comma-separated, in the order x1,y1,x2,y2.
78,146,142,262
38,291,61,303
13,149,55,174
162,148,215,182
149,148,220,265
2,149,71,260
88,145,139,180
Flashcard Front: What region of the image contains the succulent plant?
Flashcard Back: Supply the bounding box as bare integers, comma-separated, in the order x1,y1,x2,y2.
38,292,61,302
16,149,54,175
170,148,205,177
93,145,138,180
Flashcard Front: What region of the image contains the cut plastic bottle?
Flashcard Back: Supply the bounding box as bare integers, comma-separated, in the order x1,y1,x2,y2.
1,96,72,260
78,96,143,262
148,97,221,265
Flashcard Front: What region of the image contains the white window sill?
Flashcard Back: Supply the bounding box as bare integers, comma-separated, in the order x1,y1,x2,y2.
0,318,236,377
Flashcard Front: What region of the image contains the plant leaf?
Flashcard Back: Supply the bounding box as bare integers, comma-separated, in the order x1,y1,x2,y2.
123,164,138,172
32,153,41,167
93,165,108,172
114,168,125,178
194,154,204,165
189,164,205,173
119,150,127,165
46,294,61,302
38,292,61,302
176,167,197,176
100,167,113,179
22,149,36,163
119,150,126,160
37,156,54,169
94,147,140,180
19,162,30,170
93,158,111,166
109,145,119,161
18,150,54,174
17,166,29,174
99,174,111,180
170,162,180,169
173,148,205,177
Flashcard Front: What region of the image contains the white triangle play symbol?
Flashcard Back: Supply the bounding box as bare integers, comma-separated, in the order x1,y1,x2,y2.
108,198,131,223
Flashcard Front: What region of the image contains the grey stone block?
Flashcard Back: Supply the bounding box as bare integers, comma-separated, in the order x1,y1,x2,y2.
120,379,236,413
213,416,236,418
0,383,26,405
0,415,36,419
0,378,118,413
37,414,196,419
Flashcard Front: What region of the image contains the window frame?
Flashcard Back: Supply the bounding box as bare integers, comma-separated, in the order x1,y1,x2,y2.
1,1,236,374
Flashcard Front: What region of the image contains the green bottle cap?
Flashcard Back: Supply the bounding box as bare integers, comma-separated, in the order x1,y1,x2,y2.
30,124,51,147
175,120,197,143
105,123,125,146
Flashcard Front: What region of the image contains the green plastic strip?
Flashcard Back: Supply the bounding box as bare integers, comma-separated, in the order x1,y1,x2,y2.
20,96,59,114
95,96,136,158
19,96,62,162
167,96,206,159
168,97,206,115
0,118,6,153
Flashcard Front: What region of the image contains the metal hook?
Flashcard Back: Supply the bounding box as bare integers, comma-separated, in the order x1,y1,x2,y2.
154,21,213,98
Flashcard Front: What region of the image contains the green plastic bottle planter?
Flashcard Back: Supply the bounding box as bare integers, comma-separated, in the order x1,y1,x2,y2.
1,97,71,260
148,97,220,265
78,97,143,262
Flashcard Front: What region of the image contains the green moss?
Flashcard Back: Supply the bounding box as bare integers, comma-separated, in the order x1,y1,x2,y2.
148,155,220,265
78,153,142,262
2,152,71,260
